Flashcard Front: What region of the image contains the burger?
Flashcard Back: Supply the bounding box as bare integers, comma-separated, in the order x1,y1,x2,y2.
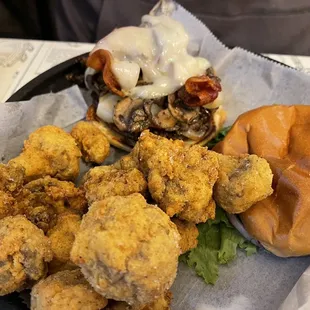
84,14,225,151
213,104,310,257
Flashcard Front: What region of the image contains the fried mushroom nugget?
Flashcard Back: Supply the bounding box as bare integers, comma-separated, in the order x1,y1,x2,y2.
0,215,52,296
71,194,180,307
31,269,108,310
0,162,26,220
16,176,87,232
9,125,81,182
113,154,139,171
213,153,273,214
0,191,20,220
71,121,110,164
135,131,219,223
47,213,81,274
0,162,25,194
113,145,140,171
82,166,147,204
172,219,198,254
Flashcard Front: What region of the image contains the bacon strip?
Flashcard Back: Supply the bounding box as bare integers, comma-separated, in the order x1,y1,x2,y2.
87,50,125,97
179,75,222,107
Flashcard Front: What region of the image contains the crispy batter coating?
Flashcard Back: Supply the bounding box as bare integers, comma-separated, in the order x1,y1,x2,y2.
16,176,87,232
71,194,180,307
128,132,166,175
71,121,110,164
31,269,108,310
0,162,25,194
0,190,22,220
21,176,88,214
47,213,81,274
107,291,172,310
82,166,147,204
172,218,198,254
0,163,25,220
113,142,140,171
9,125,81,182
0,215,52,296
113,153,139,171
133,131,219,223
213,153,273,214
25,206,58,234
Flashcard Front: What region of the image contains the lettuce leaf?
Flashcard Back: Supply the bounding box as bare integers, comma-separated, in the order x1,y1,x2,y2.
207,126,232,149
218,223,256,264
180,208,257,284
180,125,257,284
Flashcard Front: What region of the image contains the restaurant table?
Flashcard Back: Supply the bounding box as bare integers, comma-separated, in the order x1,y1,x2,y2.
1,38,310,103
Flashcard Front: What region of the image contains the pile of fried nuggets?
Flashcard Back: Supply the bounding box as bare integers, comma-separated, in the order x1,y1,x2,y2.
0,121,273,310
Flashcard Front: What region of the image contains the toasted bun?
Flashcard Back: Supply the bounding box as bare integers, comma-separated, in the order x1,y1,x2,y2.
86,104,132,152
213,105,310,257
86,103,226,151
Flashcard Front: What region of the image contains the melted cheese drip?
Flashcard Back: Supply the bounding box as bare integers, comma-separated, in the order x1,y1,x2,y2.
91,15,210,99
97,93,121,123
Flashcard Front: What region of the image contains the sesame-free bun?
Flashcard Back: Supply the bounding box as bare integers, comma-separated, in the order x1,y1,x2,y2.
214,105,310,257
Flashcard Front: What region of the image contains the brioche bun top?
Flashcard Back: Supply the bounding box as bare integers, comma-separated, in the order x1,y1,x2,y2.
214,105,310,257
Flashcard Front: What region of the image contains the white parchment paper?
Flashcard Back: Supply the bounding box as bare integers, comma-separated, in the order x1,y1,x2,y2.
1,2,310,310
171,4,310,125
0,86,88,161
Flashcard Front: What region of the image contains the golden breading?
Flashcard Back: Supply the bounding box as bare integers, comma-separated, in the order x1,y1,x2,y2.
71,121,110,164
113,153,139,171
24,206,58,234
0,190,21,220
9,125,81,182
107,291,172,310
71,194,180,307
128,132,169,175
0,215,52,296
0,163,26,220
134,131,219,223
31,269,108,310
172,218,198,254
16,176,87,233
213,153,273,214
82,165,147,204
0,163,26,219
47,213,81,274
113,143,140,171
0,162,25,195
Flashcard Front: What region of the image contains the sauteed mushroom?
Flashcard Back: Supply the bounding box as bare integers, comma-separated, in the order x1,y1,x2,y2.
153,109,178,129
167,94,200,123
113,98,150,133
180,108,215,141
144,99,178,130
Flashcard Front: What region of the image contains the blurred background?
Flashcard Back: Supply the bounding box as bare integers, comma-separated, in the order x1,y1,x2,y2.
1,0,310,55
